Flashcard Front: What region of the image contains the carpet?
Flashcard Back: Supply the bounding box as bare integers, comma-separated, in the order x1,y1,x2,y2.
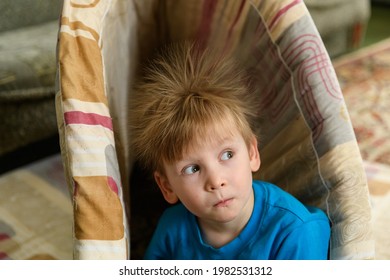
333,38,390,260
0,154,72,260
334,38,390,165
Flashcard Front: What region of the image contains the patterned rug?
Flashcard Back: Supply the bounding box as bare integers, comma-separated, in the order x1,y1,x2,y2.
333,38,390,260
334,38,390,165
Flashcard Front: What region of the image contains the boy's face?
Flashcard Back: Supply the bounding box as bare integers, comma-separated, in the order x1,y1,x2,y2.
154,124,260,226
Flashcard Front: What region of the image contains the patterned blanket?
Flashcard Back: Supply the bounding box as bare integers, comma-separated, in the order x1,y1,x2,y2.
334,39,390,259
55,0,375,260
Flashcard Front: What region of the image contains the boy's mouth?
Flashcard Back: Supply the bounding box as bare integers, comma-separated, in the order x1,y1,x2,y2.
214,198,233,207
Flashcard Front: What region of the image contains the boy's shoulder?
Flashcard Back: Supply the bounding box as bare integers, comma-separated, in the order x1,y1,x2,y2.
158,203,192,227
161,201,187,215
252,180,328,223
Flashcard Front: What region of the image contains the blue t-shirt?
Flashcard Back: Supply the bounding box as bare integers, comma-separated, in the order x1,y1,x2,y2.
144,180,330,260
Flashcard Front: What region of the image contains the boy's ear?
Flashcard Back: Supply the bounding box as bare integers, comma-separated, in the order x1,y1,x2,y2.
154,171,179,204
249,136,261,172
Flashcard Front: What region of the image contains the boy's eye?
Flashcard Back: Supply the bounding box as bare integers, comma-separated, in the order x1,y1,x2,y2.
221,151,233,161
183,165,200,175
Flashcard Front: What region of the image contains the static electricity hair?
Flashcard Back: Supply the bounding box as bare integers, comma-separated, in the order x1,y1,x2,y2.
130,42,259,173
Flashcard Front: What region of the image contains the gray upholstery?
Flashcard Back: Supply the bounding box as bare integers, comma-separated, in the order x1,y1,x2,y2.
306,0,371,57
0,1,62,155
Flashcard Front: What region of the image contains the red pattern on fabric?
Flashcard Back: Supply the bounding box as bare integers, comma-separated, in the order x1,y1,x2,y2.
64,111,113,130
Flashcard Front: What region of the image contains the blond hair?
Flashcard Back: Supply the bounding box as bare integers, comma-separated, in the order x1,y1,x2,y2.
130,42,259,173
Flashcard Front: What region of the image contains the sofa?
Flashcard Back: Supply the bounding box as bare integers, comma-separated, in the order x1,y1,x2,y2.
0,1,63,168
305,0,371,57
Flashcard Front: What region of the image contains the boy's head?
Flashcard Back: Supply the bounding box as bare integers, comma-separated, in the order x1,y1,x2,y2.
130,42,259,174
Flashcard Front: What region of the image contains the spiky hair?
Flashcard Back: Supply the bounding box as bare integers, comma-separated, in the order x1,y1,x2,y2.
129,42,259,172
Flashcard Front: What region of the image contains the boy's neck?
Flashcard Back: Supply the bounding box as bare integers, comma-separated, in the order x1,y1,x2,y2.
197,191,254,248
198,220,246,248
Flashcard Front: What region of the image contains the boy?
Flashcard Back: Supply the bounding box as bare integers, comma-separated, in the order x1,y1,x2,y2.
130,42,330,259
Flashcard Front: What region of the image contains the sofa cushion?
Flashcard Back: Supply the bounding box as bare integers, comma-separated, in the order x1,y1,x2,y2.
0,21,58,92
0,0,62,33
306,0,370,36
0,21,59,155
0,87,57,155
305,0,356,7
305,0,370,57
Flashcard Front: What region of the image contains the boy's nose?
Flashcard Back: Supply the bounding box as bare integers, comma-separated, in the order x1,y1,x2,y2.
205,168,226,191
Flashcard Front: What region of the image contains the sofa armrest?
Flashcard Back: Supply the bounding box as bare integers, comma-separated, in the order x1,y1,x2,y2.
0,0,62,33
